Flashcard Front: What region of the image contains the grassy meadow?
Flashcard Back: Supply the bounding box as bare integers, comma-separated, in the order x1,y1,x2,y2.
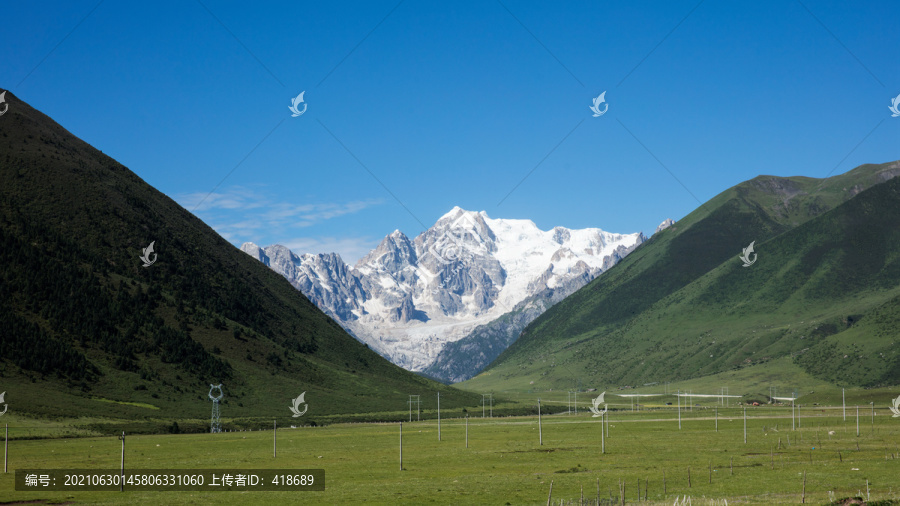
1,395,899,505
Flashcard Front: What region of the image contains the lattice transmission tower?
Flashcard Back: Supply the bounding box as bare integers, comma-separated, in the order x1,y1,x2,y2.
209,384,224,433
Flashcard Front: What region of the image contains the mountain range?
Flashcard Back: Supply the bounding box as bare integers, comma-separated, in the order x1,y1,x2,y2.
4,86,896,428
463,160,900,393
242,208,646,381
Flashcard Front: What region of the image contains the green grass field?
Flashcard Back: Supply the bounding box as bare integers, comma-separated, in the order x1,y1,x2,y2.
2,398,899,505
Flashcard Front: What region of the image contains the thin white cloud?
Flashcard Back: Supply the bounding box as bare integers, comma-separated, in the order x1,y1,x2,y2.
212,219,266,235
261,200,379,227
178,186,381,229
178,186,270,212
176,186,383,263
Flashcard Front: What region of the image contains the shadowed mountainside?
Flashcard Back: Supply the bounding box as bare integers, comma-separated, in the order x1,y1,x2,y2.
0,91,478,423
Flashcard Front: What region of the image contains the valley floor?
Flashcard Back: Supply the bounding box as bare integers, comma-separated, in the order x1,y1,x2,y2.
1,404,899,505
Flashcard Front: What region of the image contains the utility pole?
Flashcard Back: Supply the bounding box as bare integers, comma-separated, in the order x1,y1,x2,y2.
482,393,493,418
408,395,421,422
538,399,543,446
743,407,747,444
871,402,875,433
118,432,125,492
601,412,605,453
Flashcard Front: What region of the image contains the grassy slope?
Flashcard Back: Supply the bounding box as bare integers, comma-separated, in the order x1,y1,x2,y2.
0,90,479,425
461,161,900,394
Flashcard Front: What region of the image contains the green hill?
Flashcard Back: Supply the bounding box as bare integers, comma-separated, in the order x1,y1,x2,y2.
0,91,479,426
461,161,900,393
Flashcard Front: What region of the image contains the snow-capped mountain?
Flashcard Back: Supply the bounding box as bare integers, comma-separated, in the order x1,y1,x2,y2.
656,218,675,233
241,207,646,373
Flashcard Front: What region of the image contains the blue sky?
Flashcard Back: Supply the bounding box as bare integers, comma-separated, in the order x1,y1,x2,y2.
5,1,899,263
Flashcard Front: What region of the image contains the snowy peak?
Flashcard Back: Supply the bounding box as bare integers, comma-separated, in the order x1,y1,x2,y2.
356,230,416,275
242,207,648,373
430,207,496,247
437,205,479,224
240,242,269,267
551,226,571,245
241,242,364,322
